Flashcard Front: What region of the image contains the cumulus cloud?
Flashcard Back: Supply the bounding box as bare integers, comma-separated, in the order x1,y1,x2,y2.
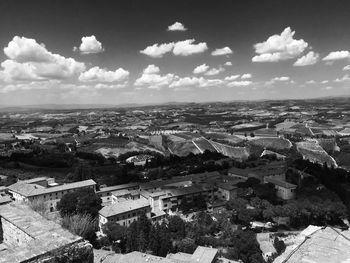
322,51,350,61
225,75,240,81
204,66,225,76
293,51,319,66
0,80,59,93
321,80,329,84
1,36,85,82
172,39,208,56
334,74,350,83
241,73,252,79
143,64,160,74
343,65,350,71
227,81,252,87
140,39,207,57
306,80,316,84
134,65,175,89
73,35,104,54
79,66,129,82
193,64,209,74
167,22,187,31
224,61,232,66
252,27,308,62
140,42,174,58
169,76,223,89
272,76,290,82
211,47,233,56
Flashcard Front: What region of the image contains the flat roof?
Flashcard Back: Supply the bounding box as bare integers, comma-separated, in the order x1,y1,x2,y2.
99,198,150,218
0,203,82,263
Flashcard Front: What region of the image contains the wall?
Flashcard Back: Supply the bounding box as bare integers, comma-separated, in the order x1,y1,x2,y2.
1,217,34,247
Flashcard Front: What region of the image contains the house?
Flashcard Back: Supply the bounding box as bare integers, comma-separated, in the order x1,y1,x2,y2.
99,198,151,231
8,177,96,212
264,176,297,200
217,182,239,201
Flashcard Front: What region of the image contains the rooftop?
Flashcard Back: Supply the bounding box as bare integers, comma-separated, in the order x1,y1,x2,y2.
97,182,139,194
8,179,96,197
265,176,297,189
274,226,350,263
99,197,150,218
0,203,82,263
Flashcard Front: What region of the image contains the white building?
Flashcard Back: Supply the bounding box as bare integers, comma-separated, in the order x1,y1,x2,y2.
99,198,151,231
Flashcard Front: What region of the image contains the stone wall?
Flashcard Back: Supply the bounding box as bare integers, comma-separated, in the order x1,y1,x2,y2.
1,217,34,246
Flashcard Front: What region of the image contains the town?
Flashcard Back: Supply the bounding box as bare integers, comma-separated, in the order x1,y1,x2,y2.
1,98,350,263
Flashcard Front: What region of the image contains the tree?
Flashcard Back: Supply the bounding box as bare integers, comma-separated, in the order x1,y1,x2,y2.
57,188,102,218
61,214,98,245
174,237,196,254
168,216,186,240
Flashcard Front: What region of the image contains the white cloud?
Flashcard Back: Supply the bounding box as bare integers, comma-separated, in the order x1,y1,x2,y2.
204,66,225,76
79,66,129,82
293,51,319,66
227,81,252,87
343,65,350,71
241,73,252,79
322,51,350,61
252,27,308,62
265,76,291,86
225,75,240,81
167,22,187,31
143,64,160,74
306,80,316,84
323,86,333,90
73,35,104,54
193,64,209,74
334,74,350,83
224,61,232,66
173,39,208,56
0,80,58,93
1,36,85,82
140,39,208,57
140,42,174,58
272,76,290,82
321,80,329,84
169,76,223,89
211,47,233,56
134,65,175,89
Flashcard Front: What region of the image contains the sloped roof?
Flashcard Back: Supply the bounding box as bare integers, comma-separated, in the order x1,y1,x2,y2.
99,198,150,218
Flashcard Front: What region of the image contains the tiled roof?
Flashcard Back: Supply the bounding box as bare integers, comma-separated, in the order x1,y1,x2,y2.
8,179,96,197
99,198,150,218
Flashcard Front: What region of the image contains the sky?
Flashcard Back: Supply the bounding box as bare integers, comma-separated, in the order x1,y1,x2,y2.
0,0,350,105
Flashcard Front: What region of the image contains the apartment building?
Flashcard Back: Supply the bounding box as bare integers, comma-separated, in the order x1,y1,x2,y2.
8,177,96,212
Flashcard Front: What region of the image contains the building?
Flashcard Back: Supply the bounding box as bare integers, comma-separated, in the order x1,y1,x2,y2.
94,245,218,263
97,183,139,205
217,182,239,201
8,177,96,212
264,176,297,200
99,198,151,231
0,203,93,263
